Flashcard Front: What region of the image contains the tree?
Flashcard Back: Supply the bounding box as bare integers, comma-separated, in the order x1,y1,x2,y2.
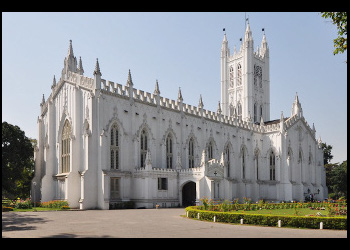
2,121,34,199
329,160,347,199
321,142,333,165
321,12,347,56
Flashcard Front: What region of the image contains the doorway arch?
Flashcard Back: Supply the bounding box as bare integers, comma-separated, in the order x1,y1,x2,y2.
182,181,196,207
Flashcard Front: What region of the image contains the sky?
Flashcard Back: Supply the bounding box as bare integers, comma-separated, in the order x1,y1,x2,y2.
2,12,347,164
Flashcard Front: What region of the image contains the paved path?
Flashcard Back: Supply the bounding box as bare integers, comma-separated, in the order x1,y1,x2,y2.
2,208,347,238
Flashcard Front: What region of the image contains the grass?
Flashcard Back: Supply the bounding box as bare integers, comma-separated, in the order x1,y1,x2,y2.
241,208,331,217
10,207,65,212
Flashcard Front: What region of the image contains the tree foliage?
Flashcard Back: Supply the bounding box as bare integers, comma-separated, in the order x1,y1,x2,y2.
2,121,34,199
321,142,333,165
321,12,347,56
328,160,347,199
321,142,347,199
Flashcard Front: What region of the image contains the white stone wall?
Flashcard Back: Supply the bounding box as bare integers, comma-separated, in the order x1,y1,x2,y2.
33,34,327,209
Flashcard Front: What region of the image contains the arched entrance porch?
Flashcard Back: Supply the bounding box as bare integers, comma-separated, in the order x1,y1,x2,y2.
182,181,196,207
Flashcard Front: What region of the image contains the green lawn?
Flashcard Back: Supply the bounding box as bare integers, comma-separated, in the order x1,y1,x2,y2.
238,208,330,217
8,207,67,212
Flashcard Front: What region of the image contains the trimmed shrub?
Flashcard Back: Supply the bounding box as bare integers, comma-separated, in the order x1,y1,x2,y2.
185,207,347,230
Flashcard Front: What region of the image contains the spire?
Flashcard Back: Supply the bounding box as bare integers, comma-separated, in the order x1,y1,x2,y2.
62,40,78,77
177,87,183,102
77,56,84,75
260,115,264,126
93,58,101,76
318,136,322,148
51,75,56,90
40,94,45,106
244,21,253,42
198,94,204,109
280,111,285,132
217,101,222,114
126,69,133,87
68,39,74,57
291,92,303,117
221,32,229,57
154,79,160,95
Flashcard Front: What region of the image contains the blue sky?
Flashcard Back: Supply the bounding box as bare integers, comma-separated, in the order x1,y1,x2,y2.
2,12,347,163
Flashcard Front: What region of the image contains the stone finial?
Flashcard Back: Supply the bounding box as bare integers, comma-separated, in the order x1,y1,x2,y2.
51,75,56,89
217,101,222,114
177,87,183,102
126,69,133,87
154,79,160,95
198,94,204,109
93,58,102,76
40,94,45,106
77,56,84,75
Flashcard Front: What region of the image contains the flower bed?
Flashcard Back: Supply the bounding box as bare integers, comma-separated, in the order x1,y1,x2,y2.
185,198,347,230
185,206,347,230
2,198,70,211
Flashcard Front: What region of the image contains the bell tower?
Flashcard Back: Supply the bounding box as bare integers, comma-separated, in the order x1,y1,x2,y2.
220,21,270,123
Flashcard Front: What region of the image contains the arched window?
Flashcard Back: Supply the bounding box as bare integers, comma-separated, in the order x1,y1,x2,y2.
110,123,119,169
61,120,71,173
188,138,194,168
299,150,303,181
237,64,242,86
242,148,246,179
254,65,257,86
287,148,293,181
269,151,276,181
258,66,262,88
237,102,242,117
255,151,259,180
140,129,148,168
254,103,257,123
225,145,230,177
254,65,262,88
166,133,173,169
207,141,213,160
260,105,263,121
229,104,234,117
308,152,312,165
229,66,234,88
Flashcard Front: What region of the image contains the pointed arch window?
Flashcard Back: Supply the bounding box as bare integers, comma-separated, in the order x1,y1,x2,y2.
254,65,257,86
254,103,257,123
229,104,234,117
269,151,276,181
254,65,262,88
225,145,230,177
166,133,173,169
237,102,242,117
188,138,194,168
110,123,119,170
242,148,246,179
208,141,213,160
237,64,242,86
229,66,234,88
308,152,312,165
260,105,263,121
61,120,71,173
255,151,259,180
140,129,148,168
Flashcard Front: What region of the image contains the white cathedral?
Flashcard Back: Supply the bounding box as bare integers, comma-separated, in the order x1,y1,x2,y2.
32,22,327,209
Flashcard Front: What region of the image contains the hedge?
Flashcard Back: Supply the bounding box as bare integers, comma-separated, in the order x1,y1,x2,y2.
185,207,347,230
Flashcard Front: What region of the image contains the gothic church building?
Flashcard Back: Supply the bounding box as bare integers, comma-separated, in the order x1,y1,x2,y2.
32,23,327,209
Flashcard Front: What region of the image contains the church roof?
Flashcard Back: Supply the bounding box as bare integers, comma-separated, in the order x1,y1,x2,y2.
255,117,289,126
